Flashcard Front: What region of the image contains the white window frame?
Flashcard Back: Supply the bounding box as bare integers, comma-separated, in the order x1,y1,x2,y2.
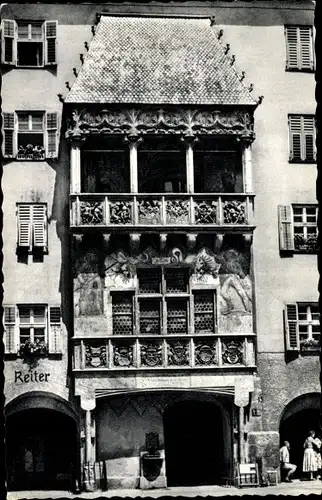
293,204,318,238
18,305,47,344
285,25,314,71
278,204,318,254
2,111,59,160
297,303,320,342
1,19,58,67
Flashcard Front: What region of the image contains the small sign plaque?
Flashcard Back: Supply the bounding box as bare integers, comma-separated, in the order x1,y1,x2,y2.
151,257,171,265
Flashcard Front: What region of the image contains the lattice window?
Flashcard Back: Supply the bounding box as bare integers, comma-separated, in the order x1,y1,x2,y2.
194,291,215,334
112,293,133,335
167,298,188,334
139,299,161,335
165,268,188,293
138,269,161,294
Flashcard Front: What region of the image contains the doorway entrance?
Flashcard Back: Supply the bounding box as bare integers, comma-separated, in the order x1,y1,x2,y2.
6,408,77,490
163,400,228,486
280,394,321,479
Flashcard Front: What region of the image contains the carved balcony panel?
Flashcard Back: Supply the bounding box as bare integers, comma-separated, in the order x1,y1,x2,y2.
70,194,255,230
73,334,255,371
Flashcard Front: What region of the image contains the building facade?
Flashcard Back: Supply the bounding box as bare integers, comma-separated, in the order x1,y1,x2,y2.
2,0,318,492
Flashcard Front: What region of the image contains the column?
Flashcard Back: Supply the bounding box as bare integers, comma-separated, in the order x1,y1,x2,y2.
183,135,197,194
81,397,96,491
239,406,246,463
242,141,253,193
124,135,142,193
70,137,82,193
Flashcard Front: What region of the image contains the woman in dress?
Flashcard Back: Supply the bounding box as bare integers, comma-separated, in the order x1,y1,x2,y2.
303,430,318,480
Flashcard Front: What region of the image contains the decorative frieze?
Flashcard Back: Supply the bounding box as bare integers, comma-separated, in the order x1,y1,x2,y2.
65,107,255,140
223,200,246,224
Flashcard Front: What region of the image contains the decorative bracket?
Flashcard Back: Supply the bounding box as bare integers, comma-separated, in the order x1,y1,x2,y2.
187,233,197,251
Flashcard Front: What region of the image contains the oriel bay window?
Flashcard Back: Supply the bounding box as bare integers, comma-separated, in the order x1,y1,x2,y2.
111,268,216,336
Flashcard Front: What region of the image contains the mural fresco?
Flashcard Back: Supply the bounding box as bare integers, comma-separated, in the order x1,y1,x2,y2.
73,244,253,336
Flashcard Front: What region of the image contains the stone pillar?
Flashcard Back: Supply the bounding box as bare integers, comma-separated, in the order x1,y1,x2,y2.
124,135,143,193
182,135,197,194
70,137,82,194
234,376,254,464
81,397,96,491
242,141,253,193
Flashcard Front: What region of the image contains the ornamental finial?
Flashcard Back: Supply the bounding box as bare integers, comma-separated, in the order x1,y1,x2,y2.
57,93,64,103
73,68,78,77
210,16,216,27
224,44,230,55
240,71,246,81
248,83,254,92
65,81,71,91
91,25,96,36
230,55,235,66
257,95,264,105
84,41,89,51
217,29,224,40
80,53,84,64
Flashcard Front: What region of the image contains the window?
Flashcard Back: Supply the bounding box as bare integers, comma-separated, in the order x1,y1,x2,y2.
288,115,316,162
2,111,59,159
285,26,314,71
111,268,217,336
1,19,57,67
284,303,320,352
278,204,318,254
17,203,48,252
3,304,62,354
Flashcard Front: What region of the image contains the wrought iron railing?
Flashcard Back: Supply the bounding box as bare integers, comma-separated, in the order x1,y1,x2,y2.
73,334,255,370
70,193,255,227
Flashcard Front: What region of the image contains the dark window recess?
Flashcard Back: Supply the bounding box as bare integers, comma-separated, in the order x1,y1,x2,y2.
112,293,133,335
167,298,188,334
139,299,161,335
194,292,215,334
165,269,189,293
138,269,162,294
17,42,43,66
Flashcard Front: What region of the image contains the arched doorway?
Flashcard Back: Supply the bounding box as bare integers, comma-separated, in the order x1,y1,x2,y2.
5,394,78,490
163,399,229,486
279,393,321,478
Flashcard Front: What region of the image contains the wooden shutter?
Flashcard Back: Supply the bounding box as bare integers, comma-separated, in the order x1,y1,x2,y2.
46,112,58,158
1,19,17,65
48,306,62,353
32,204,47,249
303,116,316,161
289,115,303,161
278,205,295,252
285,26,299,69
17,204,32,249
299,27,314,70
44,21,57,65
3,305,19,354
284,304,300,351
2,112,16,158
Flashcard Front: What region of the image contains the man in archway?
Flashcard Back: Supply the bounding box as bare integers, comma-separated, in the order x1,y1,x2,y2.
280,441,297,482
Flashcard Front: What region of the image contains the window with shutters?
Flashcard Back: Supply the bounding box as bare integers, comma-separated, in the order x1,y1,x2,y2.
288,115,316,162
2,111,59,159
3,304,62,355
284,303,320,353
1,19,58,67
278,204,318,254
17,203,48,253
285,26,314,71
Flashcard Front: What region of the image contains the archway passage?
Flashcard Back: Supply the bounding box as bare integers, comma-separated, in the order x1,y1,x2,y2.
6,408,77,490
280,402,320,478
163,400,227,487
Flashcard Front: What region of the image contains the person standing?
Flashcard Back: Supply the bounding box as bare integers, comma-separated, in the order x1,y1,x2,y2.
280,441,297,482
313,434,322,480
303,430,318,480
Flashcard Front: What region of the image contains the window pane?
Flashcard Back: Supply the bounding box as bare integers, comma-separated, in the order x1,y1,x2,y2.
307,227,317,235
312,325,320,334
18,114,29,131
167,298,188,334
299,325,309,334
112,293,133,335
165,269,188,293
34,328,45,341
31,114,44,131
18,23,29,39
20,328,31,341
294,227,304,235
138,269,161,294
194,292,214,334
139,299,161,335
31,22,43,40
19,306,31,323
33,306,46,324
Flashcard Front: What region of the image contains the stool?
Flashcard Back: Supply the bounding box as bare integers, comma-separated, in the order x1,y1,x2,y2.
266,469,278,486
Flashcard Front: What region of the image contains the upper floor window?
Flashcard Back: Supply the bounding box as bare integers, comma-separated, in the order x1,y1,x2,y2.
278,204,318,254
285,25,314,72
1,19,57,67
2,111,58,160
111,268,217,336
17,203,48,253
284,303,320,354
3,304,62,355
288,115,316,163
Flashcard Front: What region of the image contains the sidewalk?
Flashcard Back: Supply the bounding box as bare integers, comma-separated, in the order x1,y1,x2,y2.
6,480,322,499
